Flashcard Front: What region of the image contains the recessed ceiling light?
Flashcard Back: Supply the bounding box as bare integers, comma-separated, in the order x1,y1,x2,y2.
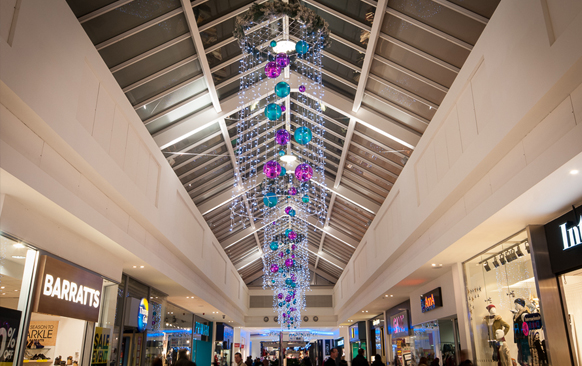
1,286,5,289
187,296,189,298
13,243,25,248
12,255,25,259
140,265,144,268
431,263,436,267
390,295,393,297
570,169,579,175
133,266,137,268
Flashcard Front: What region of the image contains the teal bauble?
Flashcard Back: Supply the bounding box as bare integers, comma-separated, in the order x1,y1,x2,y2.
296,40,309,54
291,283,296,288
302,195,309,203
294,126,312,145
279,150,285,156
263,192,278,207
270,40,277,47
285,278,293,285
270,242,279,251
288,209,296,217
285,229,292,236
275,81,291,98
264,103,282,121
286,249,290,254
280,167,286,176
272,279,276,284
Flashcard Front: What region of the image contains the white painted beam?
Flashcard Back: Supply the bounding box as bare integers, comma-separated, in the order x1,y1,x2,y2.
180,0,222,112
353,0,388,112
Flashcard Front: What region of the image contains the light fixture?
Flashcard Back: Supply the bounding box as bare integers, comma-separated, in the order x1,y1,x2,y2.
516,245,524,257
133,266,137,268
12,255,25,259
499,254,506,265
140,265,145,268
13,243,25,248
570,169,579,175
0,286,4,289
483,261,491,272
280,154,297,163
506,249,518,262
390,294,393,297
492,257,500,268
272,40,296,54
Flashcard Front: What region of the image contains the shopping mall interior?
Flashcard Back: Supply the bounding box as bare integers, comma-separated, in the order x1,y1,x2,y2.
0,0,581,365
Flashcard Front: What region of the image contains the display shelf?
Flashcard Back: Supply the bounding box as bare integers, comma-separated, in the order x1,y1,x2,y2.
23,360,53,363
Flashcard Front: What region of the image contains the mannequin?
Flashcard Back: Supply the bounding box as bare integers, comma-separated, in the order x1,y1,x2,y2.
495,329,511,366
483,305,510,362
512,298,531,365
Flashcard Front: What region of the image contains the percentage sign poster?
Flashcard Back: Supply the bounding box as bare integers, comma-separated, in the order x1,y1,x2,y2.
0,306,22,366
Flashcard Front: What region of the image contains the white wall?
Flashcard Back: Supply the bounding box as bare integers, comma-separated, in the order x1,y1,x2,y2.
334,0,582,323
0,0,248,322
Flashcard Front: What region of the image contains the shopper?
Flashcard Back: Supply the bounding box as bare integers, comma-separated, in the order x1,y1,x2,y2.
175,349,196,366
371,355,384,366
339,360,348,366
152,358,163,366
246,356,254,366
301,357,313,366
418,357,429,366
235,353,244,366
324,348,339,366
430,358,440,366
351,349,367,366
458,361,473,366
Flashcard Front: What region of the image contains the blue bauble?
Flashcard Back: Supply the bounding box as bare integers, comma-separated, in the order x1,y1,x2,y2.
263,192,278,207
270,242,279,251
285,278,293,285
275,81,291,98
288,209,296,217
279,150,285,156
270,40,277,47
286,249,290,254
280,167,286,176
294,126,312,145
264,103,282,121
285,229,292,236
296,40,309,54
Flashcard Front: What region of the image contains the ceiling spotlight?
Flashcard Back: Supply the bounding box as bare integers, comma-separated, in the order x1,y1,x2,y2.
140,265,145,268
133,266,137,268
492,257,500,268
570,169,579,175
483,261,491,272
506,249,518,262
499,254,506,265
525,243,530,254
516,245,524,257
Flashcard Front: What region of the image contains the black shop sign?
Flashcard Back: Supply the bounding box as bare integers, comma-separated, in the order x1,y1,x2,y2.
544,205,582,274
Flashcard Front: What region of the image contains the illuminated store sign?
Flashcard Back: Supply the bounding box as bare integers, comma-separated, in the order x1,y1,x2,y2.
137,298,148,332
420,288,442,313
389,311,408,337
559,216,582,250
33,255,103,322
195,321,209,336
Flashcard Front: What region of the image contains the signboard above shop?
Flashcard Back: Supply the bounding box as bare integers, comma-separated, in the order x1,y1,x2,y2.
420,287,443,313
390,311,409,337
32,255,104,323
544,205,582,274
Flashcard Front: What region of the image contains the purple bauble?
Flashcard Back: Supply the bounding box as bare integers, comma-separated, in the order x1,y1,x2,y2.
285,258,294,267
276,53,290,68
291,273,296,281
263,160,281,178
279,252,285,258
295,163,313,182
281,105,286,112
291,244,296,250
291,254,295,258
270,264,279,273
288,187,297,196
285,295,292,302
265,62,281,79
299,85,306,92
275,129,290,145
288,231,297,240
285,206,293,215
278,293,283,299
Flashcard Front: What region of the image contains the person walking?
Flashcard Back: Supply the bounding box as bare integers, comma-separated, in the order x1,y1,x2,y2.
175,349,196,366
301,357,313,366
371,355,384,366
246,356,253,366
352,349,367,366
152,358,163,366
418,357,429,366
234,353,244,366
324,348,339,366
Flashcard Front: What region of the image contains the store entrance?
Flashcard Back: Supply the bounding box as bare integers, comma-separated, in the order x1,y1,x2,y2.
562,268,582,366
119,330,146,366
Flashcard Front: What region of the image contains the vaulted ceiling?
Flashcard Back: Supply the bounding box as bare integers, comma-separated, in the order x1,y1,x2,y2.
66,0,500,285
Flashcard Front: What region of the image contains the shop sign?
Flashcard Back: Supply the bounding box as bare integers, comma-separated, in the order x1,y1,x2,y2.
194,322,209,336
544,205,582,274
523,313,542,335
389,311,408,337
349,324,359,342
0,307,21,366
372,319,381,326
27,321,59,347
234,343,240,348
33,255,104,323
420,287,442,313
92,327,111,365
336,338,344,347
137,298,148,332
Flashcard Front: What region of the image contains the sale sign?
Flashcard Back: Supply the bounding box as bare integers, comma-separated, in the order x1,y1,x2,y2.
92,327,111,365
0,307,22,366
27,321,59,347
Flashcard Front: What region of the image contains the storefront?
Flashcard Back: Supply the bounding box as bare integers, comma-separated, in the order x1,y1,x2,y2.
349,322,367,360
464,229,544,366
369,315,385,362
535,205,582,366
335,337,345,362
0,234,116,366
386,303,411,366
215,322,233,366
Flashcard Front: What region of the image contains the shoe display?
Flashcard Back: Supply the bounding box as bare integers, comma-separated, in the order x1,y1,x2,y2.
67,356,73,365
54,356,62,365
35,340,45,349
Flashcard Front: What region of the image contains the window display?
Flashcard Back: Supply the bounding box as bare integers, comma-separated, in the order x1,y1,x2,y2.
464,230,547,366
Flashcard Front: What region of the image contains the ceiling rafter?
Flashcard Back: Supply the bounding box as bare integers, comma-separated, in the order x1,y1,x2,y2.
353,0,388,112
180,0,221,112
123,54,200,94
143,91,210,126
78,0,134,24
428,0,489,24
133,73,205,110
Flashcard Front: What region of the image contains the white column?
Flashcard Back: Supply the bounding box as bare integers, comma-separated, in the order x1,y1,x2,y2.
451,262,472,359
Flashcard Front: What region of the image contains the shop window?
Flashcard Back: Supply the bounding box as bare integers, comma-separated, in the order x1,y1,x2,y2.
561,269,582,364
91,279,119,366
464,230,546,366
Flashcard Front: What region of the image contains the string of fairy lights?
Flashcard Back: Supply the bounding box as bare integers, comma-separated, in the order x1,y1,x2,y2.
230,2,330,328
